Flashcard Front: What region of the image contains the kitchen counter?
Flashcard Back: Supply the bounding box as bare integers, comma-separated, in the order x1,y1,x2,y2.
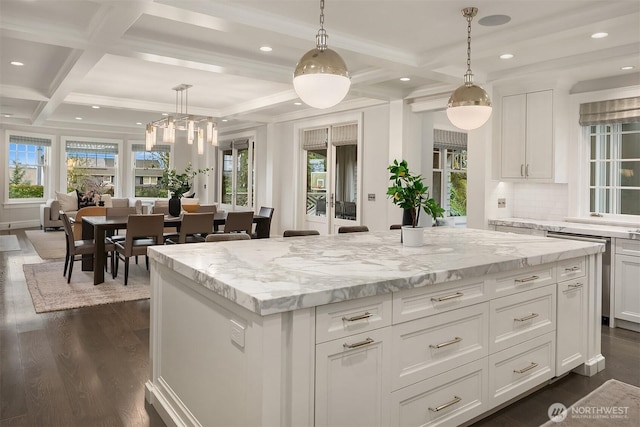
147,227,604,316
489,217,640,239
145,227,605,427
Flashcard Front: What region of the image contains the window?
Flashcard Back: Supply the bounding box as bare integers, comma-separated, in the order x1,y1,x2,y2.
588,123,640,215
132,143,171,197
432,129,468,218
7,133,51,200
218,139,254,209
65,139,119,195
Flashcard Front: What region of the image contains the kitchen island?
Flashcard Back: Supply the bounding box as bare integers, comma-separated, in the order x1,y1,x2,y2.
145,227,604,427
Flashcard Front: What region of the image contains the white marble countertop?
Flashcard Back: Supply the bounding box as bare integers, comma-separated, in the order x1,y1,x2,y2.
148,227,604,316
489,217,640,239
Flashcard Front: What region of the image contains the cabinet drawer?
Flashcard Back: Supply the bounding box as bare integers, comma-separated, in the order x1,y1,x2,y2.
391,358,488,427
392,303,489,390
490,284,556,353
316,294,392,344
489,332,555,407
616,238,640,256
557,257,586,281
490,264,555,298
393,277,488,324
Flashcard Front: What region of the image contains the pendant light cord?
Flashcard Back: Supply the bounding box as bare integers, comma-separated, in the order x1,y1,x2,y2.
462,7,477,86
316,0,328,51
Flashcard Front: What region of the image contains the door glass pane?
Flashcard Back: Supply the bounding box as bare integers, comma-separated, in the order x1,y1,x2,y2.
335,145,357,220
236,148,249,206
221,149,233,204
307,149,327,216
450,171,467,216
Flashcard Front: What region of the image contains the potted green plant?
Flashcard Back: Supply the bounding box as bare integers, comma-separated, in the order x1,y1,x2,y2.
387,159,444,246
160,163,211,216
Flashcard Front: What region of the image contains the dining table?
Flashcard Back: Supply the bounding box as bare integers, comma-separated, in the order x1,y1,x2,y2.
82,212,270,285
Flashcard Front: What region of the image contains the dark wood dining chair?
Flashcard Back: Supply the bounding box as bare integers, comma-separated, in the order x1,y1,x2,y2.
61,212,96,283
338,225,369,233
114,214,164,286
205,233,251,242
252,206,274,238
221,211,254,235
165,212,214,244
283,230,320,237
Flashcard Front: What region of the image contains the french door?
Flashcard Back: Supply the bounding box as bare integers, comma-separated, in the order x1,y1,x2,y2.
303,123,361,234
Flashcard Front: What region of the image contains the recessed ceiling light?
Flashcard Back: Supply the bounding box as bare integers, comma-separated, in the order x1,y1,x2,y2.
3,113,13,118
400,77,411,82
260,46,273,52
162,113,169,116
222,119,228,122
500,53,514,59
478,14,511,27
75,117,83,120
92,105,100,109
621,66,634,70
294,102,302,105
591,32,608,39
136,122,143,125
10,61,24,66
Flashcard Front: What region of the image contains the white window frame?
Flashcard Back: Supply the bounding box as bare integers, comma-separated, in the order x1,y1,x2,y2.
61,136,123,196
217,133,255,211
4,130,53,204
130,141,173,200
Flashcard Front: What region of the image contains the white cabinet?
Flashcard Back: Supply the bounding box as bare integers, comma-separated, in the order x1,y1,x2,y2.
556,276,588,375
614,239,640,324
500,90,554,181
315,302,392,427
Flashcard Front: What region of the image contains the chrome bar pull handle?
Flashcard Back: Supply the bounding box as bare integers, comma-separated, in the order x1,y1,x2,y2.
342,311,372,322
520,164,524,177
429,337,462,349
569,283,583,288
525,164,530,177
343,337,374,349
514,313,539,322
428,396,462,412
431,292,464,302
514,362,538,374
515,275,539,284
565,266,580,272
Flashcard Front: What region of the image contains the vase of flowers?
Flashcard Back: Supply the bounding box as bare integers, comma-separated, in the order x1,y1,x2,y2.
160,163,211,216
387,159,444,246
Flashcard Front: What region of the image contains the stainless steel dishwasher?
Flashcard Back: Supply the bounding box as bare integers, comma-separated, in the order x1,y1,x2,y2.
547,232,611,325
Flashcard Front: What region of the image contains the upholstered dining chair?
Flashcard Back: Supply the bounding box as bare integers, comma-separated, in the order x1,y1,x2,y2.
338,225,369,233
205,233,251,242
106,206,137,239
196,204,218,213
72,206,106,240
283,230,320,237
220,211,254,235
113,214,164,286
252,206,274,238
61,212,95,283
165,212,214,244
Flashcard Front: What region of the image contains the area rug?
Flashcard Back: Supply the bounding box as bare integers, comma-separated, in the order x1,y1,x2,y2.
23,260,150,313
0,235,21,252
540,379,640,426
24,229,66,259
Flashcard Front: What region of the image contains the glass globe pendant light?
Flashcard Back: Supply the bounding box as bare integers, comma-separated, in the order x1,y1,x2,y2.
447,7,492,130
293,0,351,109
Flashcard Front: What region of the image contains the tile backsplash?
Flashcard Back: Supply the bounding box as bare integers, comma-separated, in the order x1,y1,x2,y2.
512,182,568,221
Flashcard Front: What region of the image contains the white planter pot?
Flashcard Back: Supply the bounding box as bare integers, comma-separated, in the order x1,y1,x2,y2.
402,226,424,247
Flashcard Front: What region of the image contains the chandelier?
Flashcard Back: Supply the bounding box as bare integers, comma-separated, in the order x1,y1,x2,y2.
293,0,351,109
145,84,218,154
446,7,492,130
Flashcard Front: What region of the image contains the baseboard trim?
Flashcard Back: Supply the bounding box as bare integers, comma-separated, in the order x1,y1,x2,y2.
0,220,40,230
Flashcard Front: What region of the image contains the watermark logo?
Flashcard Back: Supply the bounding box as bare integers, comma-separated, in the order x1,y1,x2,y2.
548,403,568,422
548,402,630,422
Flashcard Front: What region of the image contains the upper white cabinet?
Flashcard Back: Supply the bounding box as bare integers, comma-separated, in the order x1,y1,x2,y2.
501,90,553,180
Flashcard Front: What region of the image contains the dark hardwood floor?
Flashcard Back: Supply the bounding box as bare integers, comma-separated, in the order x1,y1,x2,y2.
0,229,165,427
1,228,639,427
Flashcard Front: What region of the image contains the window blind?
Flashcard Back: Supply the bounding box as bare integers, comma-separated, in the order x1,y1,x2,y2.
131,144,172,152
218,139,250,151
302,128,328,150
331,123,358,147
579,96,640,126
9,135,52,147
434,129,467,150
66,141,119,154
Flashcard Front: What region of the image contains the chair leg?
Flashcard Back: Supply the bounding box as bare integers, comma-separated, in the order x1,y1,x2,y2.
135,255,139,264
111,252,116,279
63,254,69,277
146,255,149,271
124,257,130,286
67,258,74,284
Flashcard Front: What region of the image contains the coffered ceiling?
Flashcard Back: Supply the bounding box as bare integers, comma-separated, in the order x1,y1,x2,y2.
1,0,638,136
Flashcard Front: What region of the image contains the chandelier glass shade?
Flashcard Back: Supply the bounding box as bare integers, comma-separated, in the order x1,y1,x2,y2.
145,84,217,154
293,0,350,109
447,7,492,131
